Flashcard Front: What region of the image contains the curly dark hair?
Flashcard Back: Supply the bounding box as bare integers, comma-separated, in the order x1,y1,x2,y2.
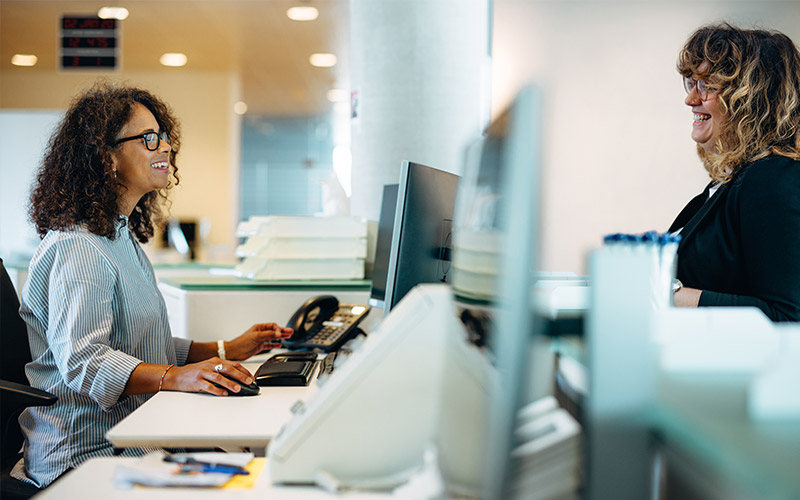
677,23,800,181
29,81,181,243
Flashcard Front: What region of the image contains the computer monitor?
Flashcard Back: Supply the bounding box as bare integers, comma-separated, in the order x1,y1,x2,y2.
267,283,491,492
453,87,541,499
368,184,399,311
161,219,197,260
383,161,460,314
266,90,541,498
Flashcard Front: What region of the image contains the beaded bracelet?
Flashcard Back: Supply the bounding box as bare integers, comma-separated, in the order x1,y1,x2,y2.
158,364,174,392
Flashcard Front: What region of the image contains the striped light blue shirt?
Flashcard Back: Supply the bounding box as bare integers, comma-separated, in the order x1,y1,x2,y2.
17,217,191,487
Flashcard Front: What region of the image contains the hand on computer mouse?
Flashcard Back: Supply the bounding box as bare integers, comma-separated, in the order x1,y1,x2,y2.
215,373,260,397
158,358,255,396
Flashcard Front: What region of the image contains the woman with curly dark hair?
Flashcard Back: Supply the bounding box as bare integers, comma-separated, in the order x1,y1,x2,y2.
669,23,800,321
15,82,292,488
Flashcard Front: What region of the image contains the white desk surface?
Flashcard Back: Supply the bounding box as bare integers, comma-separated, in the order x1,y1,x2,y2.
105,359,316,452
33,457,394,500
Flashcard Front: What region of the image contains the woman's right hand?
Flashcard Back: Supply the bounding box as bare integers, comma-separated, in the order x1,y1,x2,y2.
162,357,254,396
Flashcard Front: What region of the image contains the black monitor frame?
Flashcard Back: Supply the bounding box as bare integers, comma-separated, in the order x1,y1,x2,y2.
383,161,460,315
368,183,399,311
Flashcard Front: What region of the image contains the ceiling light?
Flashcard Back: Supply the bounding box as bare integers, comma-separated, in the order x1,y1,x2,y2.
98,7,129,20
287,6,319,21
11,54,37,67
233,101,248,115
309,53,337,68
326,89,348,102
160,53,188,67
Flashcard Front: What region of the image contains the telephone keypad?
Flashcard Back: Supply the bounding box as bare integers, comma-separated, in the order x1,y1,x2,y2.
304,306,368,350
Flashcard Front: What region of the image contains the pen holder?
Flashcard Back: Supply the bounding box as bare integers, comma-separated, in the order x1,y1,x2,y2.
602,231,681,311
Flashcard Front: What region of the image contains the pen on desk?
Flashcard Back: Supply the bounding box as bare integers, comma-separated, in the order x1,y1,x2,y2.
179,463,250,475
163,455,250,475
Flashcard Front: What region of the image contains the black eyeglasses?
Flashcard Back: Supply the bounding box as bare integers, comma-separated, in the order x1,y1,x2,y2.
683,75,711,100
115,131,170,151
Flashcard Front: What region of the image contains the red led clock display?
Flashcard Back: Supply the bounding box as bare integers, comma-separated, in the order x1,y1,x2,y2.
59,16,119,70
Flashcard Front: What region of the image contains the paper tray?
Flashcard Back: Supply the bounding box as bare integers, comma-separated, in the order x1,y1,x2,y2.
236,216,367,238
236,236,367,259
236,257,365,280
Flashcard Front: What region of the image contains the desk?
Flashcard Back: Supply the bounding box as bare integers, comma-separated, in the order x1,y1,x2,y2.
105,359,316,454
553,331,800,500
32,457,394,500
158,276,371,342
653,373,800,500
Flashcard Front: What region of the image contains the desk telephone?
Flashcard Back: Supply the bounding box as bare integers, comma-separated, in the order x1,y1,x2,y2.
282,295,370,352
254,296,369,387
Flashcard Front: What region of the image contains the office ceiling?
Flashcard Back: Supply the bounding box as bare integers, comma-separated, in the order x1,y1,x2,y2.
0,0,349,117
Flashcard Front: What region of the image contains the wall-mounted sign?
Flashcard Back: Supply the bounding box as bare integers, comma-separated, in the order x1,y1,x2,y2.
59,16,119,71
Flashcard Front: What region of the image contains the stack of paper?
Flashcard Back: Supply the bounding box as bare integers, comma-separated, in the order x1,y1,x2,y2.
508,396,583,500
234,215,368,280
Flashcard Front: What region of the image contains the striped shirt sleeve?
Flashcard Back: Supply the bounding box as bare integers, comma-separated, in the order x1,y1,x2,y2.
173,337,192,365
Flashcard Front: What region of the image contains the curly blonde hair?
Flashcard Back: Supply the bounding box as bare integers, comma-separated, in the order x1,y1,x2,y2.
30,81,181,243
677,23,800,182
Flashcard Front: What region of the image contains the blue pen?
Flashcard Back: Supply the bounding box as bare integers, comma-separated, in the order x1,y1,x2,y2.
179,463,250,475
164,454,250,475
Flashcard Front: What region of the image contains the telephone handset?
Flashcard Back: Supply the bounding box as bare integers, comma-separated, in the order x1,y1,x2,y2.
282,295,370,352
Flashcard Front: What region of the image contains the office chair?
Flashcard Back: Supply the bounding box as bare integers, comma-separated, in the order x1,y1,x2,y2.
0,258,57,499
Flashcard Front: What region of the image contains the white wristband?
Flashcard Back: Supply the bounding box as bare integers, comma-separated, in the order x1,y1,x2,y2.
217,339,226,360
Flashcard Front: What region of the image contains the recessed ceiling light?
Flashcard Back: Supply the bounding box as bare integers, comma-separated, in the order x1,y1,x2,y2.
309,53,337,68
98,7,129,20
160,53,188,67
233,101,248,115
326,89,348,102
11,54,38,67
287,6,319,21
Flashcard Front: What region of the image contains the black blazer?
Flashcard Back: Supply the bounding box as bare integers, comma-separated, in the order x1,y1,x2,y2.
668,155,800,322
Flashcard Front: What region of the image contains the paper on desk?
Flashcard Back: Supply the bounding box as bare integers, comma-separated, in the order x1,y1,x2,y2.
113,451,254,489
223,458,266,490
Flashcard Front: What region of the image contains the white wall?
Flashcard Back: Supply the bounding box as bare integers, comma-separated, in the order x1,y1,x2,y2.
0,110,63,259
493,1,800,274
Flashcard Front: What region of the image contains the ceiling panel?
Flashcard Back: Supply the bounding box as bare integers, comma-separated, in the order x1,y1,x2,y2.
0,0,349,116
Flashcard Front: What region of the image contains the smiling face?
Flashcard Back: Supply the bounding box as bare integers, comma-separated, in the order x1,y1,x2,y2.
685,63,726,152
110,103,172,216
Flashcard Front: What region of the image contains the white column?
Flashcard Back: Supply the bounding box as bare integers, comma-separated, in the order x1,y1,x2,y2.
349,0,491,220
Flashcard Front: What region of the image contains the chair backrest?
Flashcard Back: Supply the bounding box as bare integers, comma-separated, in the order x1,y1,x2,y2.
0,259,31,386
0,258,34,467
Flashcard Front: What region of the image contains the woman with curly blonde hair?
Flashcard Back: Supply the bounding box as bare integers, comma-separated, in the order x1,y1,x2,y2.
16,82,292,488
669,23,800,321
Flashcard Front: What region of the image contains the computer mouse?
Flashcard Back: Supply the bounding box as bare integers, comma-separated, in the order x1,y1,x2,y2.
217,375,260,396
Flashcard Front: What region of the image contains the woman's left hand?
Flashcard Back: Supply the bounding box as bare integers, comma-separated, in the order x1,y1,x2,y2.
224,323,294,360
